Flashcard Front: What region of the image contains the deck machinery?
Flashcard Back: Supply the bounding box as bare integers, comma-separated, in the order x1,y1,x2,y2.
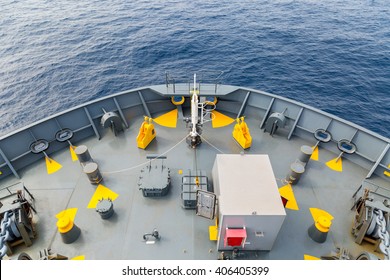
0,183,36,258
0,72,389,260
352,185,390,259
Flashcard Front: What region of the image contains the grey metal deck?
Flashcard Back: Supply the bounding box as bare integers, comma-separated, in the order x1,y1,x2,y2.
1,83,389,260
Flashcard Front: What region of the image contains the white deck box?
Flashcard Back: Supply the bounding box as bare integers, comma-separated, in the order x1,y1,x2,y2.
213,154,286,251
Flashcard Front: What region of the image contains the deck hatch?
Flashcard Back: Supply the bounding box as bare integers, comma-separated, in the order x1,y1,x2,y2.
195,189,216,219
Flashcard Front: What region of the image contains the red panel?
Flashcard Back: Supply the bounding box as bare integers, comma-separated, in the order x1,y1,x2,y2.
227,236,244,247
281,196,288,207
224,228,247,247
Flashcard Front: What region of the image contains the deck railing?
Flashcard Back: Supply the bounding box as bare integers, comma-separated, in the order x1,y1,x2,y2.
0,83,389,183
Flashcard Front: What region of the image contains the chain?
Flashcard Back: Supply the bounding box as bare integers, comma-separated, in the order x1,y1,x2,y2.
374,209,390,260
0,212,12,259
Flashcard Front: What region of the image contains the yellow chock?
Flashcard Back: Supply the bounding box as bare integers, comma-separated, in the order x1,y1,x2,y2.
384,164,390,177
136,116,156,149
88,184,119,209
211,110,235,128
326,157,343,172
278,184,299,210
45,156,62,174
311,146,319,161
304,254,320,260
153,109,178,128
232,117,252,149
70,145,78,161
171,96,185,105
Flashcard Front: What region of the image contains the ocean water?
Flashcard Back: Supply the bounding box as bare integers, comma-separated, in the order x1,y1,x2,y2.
0,0,389,138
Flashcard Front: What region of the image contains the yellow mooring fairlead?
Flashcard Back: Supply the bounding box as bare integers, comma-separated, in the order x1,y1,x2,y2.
136,116,156,149
232,117,252,149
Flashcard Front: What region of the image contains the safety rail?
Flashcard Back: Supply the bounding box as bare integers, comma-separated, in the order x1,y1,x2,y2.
0,83,389,182
165,71,224,94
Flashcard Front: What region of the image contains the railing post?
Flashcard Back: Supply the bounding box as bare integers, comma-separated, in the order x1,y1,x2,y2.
366,144,390,178
0,148,20,179
84,107,101,140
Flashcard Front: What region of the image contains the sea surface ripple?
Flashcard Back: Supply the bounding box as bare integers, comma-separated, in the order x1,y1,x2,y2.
0,0,389,137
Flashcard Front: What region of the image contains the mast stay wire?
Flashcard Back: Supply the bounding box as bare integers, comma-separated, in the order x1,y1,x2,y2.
102,133,190,175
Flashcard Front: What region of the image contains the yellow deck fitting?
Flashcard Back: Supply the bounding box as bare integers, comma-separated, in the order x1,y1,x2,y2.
153,108,178,128
310,146,319,161
209,219,219,241
171,96,185,105
209,225,219,241
205,96,218,106
308,208,333,243
57,215,74,233
87,184,119,209
57,213,81,244
309,208,334,233
384,164,390,177
304,254,320,260
178,169,183,174
71,255,86,260
211,110,235,128
190,89,199,95
315,216,332,233
56,208,78,222
136,116,156,149
45,156,62,174
232,117,252,149
70,145,78,161
278,184,299,210
325,157,343,172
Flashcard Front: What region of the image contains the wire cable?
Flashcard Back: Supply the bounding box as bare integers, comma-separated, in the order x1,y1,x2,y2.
198,134,226,154
102,133,190,175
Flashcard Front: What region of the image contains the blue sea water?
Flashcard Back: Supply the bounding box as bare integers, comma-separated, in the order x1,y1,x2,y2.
0,0,389,137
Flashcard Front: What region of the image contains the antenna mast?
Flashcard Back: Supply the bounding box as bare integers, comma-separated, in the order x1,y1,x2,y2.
186,73,202,148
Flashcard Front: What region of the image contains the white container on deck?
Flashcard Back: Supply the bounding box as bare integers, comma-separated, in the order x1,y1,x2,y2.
213,154,286,251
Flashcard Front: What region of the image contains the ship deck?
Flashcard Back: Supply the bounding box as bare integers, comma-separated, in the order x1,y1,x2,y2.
2,111,389,260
